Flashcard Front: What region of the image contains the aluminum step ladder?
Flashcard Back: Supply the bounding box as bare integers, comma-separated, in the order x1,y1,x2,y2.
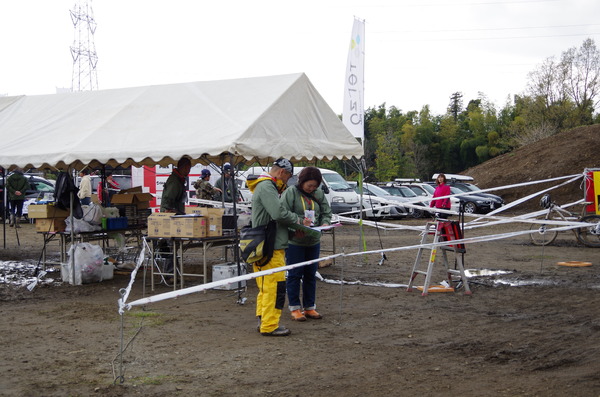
407,219,471,296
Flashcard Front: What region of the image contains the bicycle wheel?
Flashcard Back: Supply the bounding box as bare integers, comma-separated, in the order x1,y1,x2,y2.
529,223,558,246
576,215,600,247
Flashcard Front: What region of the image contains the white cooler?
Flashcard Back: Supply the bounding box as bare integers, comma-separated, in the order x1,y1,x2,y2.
212,263,246,290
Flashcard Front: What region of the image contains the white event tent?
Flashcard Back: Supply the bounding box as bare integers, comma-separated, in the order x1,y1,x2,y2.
0,73,363,170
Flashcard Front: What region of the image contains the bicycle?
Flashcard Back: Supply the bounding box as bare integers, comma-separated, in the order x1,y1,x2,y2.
529,194,600,247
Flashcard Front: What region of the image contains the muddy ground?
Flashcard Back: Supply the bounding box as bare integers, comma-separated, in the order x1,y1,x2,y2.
0,216,599,397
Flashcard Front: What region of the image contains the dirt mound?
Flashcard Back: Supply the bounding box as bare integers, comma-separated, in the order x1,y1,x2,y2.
464,124,600,210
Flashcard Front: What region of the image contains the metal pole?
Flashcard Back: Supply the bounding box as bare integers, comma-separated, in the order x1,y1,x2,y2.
229,154,245,304
2,169,6,249
70,189,76,284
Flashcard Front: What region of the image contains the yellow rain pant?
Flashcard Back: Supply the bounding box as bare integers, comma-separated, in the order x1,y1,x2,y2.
254,249,287,333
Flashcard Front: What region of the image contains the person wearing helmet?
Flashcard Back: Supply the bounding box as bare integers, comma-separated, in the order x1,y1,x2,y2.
193,169,222,206
214,163,241,203
247,158,312,337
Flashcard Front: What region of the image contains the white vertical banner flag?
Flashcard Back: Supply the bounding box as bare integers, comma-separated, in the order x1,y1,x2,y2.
343,17,365,141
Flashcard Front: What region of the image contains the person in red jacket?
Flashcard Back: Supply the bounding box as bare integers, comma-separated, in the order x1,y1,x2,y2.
430,173,452,219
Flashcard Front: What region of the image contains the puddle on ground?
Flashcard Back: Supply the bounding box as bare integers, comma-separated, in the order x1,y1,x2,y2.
465,269,513,277
0,260,61,288
491,278,559,287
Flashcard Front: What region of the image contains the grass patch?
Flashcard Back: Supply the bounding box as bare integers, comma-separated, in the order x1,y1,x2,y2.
126,309,165,327
133,375,174,385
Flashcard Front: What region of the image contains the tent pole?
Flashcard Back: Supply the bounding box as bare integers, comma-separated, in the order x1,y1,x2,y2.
70,168,77,285
358,173,366,255
229,154,245,304
2,169,6,249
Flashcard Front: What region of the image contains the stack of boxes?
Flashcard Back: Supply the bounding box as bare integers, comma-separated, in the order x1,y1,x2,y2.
110,187,153,228
30,204,70,232
123,206,152,227
185,207,225,237
147,207,225,238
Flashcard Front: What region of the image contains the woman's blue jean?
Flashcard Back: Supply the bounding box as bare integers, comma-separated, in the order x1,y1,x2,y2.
286,243,320,311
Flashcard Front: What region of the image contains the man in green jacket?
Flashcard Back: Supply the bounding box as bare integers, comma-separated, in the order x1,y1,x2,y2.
6,169,29,227
160,157,191,215
158,157,192,275
247,158,311,336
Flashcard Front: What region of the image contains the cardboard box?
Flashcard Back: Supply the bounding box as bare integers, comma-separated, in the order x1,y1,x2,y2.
171,215,207,238
111,187,153,209
28,204,70,219
147,213,172,238
185,207,225,236
212,263,246,290
35,217,67,232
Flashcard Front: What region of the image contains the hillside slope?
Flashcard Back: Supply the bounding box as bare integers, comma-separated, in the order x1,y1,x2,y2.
463,124,600,211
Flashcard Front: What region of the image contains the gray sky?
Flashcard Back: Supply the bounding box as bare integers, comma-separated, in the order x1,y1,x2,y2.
1,0,599,115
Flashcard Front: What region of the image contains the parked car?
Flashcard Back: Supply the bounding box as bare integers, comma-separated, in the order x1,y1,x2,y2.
392,181,461,214
1,174,56,220
425,180,504,214
349,181,411,219
0,174,56,200
449,182,504,214
238,167,361,215
378,184,428,218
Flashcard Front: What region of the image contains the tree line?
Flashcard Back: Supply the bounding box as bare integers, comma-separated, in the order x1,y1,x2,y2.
328,38,600,183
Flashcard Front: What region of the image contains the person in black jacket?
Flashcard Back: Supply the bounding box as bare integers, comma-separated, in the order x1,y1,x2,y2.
6,169,29,227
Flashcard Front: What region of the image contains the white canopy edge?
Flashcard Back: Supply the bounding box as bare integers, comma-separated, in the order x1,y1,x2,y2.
0,73,363,170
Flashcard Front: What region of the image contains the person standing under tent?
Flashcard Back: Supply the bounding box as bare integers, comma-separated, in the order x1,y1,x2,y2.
193,169,222,206
6,168,29,228
214,163,240,203
247,158,311,336
430,173,452,219
106,173,121,206
77,169,92,206
97,172,121,206
281,166,332,321
159,157,192,274
161,158,191,215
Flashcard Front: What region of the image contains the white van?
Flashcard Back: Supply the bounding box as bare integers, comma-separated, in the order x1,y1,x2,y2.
237,166,360,214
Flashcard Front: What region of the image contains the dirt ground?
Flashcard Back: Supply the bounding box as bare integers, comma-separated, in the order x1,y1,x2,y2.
0,215,599,397
464,124,600,210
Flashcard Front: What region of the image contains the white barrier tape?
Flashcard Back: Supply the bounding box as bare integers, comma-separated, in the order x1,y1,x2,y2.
344,222,589,259
465,173,582,196
118,243,147,314
116,225,550,311
399,174,581,210
123,252,345,310
120,172,596,312
340,199,590,233
474,174,583,220
337,215,426,232
187,198,252,211
339,173,583,219
120,214,597,313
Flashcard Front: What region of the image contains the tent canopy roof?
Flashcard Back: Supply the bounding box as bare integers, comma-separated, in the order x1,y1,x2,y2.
0,73,363,171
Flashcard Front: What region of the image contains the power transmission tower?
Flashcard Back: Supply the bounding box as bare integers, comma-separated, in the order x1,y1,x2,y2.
70,0,98,91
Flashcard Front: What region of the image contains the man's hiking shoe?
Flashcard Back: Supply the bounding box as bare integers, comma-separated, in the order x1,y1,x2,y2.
304,309,322,319
290,309,306,321
261,326,291,336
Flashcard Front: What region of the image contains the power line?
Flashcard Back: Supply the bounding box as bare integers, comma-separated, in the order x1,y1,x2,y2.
374,23,600,34
351,0,561,8
377,32,600,42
